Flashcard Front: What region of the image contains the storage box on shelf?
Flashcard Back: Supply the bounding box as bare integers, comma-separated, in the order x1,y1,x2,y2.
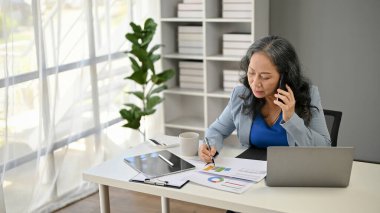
160,0,269,139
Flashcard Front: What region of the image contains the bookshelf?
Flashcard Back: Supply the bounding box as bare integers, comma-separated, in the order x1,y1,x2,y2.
159,0,269,140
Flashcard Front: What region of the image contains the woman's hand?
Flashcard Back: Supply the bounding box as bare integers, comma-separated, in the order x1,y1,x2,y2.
199,144,217,163
274,84,295,122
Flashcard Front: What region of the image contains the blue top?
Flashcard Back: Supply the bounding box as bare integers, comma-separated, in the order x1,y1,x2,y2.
250,113,288,148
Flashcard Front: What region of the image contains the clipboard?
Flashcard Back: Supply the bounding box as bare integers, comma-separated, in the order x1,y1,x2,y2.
129,173,190,189
124,150,196,178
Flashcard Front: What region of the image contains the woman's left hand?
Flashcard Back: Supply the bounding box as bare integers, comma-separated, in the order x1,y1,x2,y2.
274,84,295,122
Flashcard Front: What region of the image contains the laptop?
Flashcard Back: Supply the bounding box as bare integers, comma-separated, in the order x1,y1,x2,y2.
266,147,354,187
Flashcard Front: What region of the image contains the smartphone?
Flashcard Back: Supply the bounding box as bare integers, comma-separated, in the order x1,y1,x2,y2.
278,73,286,91
277,74,286,103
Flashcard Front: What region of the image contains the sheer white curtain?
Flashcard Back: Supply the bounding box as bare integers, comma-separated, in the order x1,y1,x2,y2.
0,0,159,212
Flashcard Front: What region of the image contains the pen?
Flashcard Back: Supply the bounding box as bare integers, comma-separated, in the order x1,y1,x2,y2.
204,137,215,165
158,154,174,167
149,138,168,146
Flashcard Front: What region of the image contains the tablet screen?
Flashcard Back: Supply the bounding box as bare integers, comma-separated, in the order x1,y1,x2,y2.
124,150,195,178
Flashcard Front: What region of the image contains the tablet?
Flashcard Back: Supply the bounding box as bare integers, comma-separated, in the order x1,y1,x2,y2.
124,150,195,178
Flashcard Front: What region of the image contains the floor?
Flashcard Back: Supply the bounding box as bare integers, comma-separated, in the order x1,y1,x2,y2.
54,186,225,213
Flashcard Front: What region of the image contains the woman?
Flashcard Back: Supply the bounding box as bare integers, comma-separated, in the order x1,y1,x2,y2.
199,35,331,163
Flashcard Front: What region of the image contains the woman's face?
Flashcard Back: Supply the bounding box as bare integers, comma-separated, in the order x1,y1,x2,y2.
247,52,281,99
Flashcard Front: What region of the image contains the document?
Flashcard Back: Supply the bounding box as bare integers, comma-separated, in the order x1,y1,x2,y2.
189,171,253,194
186,157,267,194
200,157,267,182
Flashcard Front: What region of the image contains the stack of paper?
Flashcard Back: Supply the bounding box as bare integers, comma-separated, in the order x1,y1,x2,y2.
178,26,203,55
187,157,267,194
177,0,203,18
223,33,251,57
179,61,204,90
223,69,241,92
222,0,252,19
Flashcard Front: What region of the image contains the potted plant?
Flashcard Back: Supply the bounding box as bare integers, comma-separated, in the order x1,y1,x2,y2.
119,18,174,142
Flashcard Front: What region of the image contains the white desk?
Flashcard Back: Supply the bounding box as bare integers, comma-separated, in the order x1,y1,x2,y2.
83,136,380,213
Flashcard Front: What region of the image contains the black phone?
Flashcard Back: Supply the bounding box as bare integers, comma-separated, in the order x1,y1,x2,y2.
277,74,286,103
278,73,286,91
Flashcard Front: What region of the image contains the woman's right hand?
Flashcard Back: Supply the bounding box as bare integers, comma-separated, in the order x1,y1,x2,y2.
199,144,217,163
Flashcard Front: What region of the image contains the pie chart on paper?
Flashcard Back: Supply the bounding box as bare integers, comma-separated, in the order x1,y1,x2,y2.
208,176,224,183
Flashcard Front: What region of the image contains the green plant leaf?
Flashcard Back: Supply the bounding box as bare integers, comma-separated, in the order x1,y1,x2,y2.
127,91,144,100
119,108,141,129
141,108,156,116
150,85,168,95
148,44,161,55
131,45,149,62
129,57,140,73
150,54,160,63
125,33,139,46
141,19,157,47
126,70,147,84
144,18,157,31
130,22,142,33
147,96,163,109
151,69,175,84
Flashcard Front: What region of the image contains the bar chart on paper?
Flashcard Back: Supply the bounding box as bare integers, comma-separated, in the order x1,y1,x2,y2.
202,164,266,182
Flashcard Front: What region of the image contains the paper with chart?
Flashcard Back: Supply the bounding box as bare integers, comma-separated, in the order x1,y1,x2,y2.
186,157,267,193
200,157,267,182
189,171,253,194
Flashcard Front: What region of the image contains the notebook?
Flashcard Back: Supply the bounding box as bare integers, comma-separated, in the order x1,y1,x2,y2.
124,150,195,178
266,146,354,187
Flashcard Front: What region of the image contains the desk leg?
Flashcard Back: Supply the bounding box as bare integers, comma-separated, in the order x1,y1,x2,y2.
99,185,110,213
161,196,170,213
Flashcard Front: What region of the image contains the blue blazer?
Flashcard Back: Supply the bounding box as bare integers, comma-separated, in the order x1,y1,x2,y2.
205,85,331,151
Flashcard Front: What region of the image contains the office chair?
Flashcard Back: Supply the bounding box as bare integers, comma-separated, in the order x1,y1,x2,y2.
323,109,342,147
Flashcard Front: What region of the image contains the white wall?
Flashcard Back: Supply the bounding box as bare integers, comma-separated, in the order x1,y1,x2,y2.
270,0,380,162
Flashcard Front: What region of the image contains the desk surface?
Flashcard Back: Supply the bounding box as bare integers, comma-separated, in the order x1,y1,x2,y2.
83,136,380,213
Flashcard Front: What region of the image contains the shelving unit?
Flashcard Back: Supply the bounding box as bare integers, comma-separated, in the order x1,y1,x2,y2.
160,0,269,140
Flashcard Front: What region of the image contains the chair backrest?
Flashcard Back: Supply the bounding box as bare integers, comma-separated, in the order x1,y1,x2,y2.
323,109,342,147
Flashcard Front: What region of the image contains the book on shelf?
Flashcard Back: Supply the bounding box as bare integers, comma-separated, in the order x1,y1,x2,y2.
179,47,203,55
223,33,252,42
223,69,241,75
223,70,241,82
184,0,203,3
224,75,241,82
223,0,252,3
179,61,203,69
223,81,241,88
223,48,246,57
223,41,251,49
223,3,252,11
178,10,203,18
180,68,203,76
180,75,204,83
223,87,235,92
179,40,203,48
180,81,204,90
178,33,203,41
222,11,252,19
178,26,203,33
178,3,203,10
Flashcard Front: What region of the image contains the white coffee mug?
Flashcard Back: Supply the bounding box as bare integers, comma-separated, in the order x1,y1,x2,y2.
179,132,200,156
